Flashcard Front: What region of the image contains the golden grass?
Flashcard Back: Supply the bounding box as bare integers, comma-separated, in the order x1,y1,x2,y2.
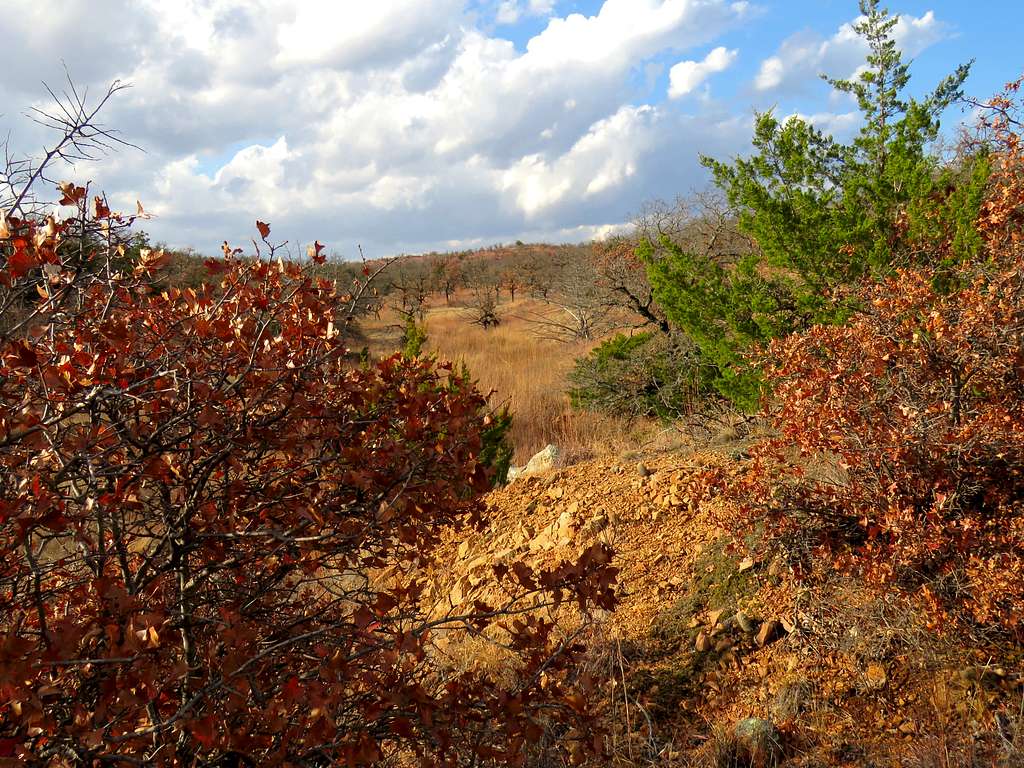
361,293,657,464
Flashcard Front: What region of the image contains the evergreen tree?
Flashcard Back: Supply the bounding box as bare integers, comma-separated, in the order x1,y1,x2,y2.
646,0,987,409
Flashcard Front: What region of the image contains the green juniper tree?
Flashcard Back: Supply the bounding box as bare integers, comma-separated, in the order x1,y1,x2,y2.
646,0,988,409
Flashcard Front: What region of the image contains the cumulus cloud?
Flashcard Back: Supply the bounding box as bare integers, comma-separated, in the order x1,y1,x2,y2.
784,111,861,140
0,0,953,258
668,46,737,98
754,10,948,93
501,106,657,216
496,0,560,25
276,0,464,70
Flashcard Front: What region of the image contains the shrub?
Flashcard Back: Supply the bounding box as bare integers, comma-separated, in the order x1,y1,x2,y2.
0,191,619,764
479,402,514,486
401,314,428,358
696,255,1024,636
568,332,702,421
648,0,986,409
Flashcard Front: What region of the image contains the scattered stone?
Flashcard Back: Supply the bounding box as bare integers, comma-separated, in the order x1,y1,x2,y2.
864,663,888,691
449,576,469,605
733,718,783,767
548,486,564,501
695,631,712,652
780,616,796,634
510,444,560,479
735,610,755,634
739,556,756,573
714,637,733,653
637,461,651,478
755,620,782,647
555,510,574,543
708,608,728,627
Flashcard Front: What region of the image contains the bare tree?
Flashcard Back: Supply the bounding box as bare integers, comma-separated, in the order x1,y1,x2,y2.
591,235,670,336
0,76,141,342
524,258,612,342
635,191,755,269
465,281,501,328
430,252,463,304
385,258,432,322
2,74,136,218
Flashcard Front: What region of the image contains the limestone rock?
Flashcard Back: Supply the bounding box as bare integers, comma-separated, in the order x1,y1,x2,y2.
735,610,755,634
508,444,560,480
755,620,782,647
555,510,574,541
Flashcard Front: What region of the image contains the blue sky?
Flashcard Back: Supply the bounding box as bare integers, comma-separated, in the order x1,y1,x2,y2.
498,1,1018,111
0,0,1020,258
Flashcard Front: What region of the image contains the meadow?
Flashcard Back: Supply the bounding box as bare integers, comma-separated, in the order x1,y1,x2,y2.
362,290,666,465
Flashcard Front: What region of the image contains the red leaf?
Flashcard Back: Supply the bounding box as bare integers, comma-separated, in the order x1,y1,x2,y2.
189,715,217,748
7,246,36,278
94,196,111,219
308,240,326,264
256,220,271,240
8,340,38,368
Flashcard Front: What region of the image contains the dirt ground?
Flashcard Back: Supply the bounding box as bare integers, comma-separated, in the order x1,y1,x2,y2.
436,446,1024,767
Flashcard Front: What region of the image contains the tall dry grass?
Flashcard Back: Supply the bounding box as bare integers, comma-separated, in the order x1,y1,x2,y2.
360,294,659,464
427,302,647,463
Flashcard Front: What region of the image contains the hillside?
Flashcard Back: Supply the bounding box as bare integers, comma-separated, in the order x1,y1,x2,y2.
437,445,1024,766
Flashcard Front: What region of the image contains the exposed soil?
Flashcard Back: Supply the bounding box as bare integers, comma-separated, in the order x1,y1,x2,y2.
439,448,1024,766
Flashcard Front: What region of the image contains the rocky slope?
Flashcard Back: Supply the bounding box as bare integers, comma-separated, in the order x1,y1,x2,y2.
439,448,1024,766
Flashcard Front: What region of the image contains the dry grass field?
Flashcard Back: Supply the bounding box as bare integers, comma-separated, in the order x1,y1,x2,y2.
361,291,664,464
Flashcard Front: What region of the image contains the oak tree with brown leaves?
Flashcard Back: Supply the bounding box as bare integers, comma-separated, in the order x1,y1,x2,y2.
688,77,1024,638
0,89,618,767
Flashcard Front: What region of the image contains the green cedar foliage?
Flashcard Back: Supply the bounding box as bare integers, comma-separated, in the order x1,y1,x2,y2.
401,315,429,359
479,404,514,487
647,0,988,410
568,332,702,421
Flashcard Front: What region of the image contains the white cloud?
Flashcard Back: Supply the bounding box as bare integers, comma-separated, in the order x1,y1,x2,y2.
784,110,861,139
754,9,948,93
276,0,464,69
501,106,656,216
668,46,737,98
0,0,812,257
496,0,555,25
496,1,522,25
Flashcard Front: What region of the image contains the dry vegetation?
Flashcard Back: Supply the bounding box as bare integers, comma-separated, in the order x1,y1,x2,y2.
6,8,1024,766
361,290,667,465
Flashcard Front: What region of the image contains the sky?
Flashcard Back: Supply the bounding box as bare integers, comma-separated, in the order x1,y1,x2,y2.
0,0,1020,260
